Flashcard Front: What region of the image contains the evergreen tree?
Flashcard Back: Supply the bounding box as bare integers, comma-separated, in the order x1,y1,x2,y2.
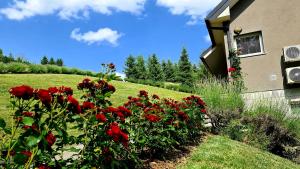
135,56,147,80
49,57,55,65
41,56,48,65
0,49,3,62
178,48,194,87
124,55,138,79
147,54,163,81
161,60,167,81
173,63,180,82
56,58,64,66
198,63,212,80
165,60,176,82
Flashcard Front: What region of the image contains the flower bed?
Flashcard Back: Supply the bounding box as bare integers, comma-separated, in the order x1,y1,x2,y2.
0,66,206,168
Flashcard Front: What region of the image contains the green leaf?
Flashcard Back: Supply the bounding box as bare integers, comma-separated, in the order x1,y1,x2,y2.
0,118,6,129
72,115,81,120
26,135,41,147
22,117,34,126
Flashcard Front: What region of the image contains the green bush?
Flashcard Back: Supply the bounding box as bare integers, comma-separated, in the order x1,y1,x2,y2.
28,64,47,73
46,65,62,74
179,84,195,93
165,84,179,91
6,62,30,73
61,66,73,74
0,62,8,73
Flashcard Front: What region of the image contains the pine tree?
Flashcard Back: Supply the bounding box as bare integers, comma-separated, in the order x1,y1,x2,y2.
49,57,55,65
165,60,176,82
41,56,48,65
124,55,138,79
147,54,163,81
161,60,167,81
0,49,3,62
178,48,194,87
198,63,212,80
135,56,147,80
173,63,180,82
56,58,64,66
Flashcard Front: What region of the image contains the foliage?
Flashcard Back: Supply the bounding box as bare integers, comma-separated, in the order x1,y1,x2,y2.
124,55,138,80
178,48,194,87
135,56,147,80
0,64,207,168
48,57,55,65
165,60,176,82
147,54,163,82
40,56,48,65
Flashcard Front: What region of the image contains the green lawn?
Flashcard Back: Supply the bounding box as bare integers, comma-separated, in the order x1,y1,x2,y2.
178,135,300,169
0,74,190,122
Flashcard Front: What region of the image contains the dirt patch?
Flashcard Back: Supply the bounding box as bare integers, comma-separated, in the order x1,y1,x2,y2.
142,134,208,169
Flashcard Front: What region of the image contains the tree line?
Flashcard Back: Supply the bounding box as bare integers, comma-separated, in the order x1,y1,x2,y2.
124,48,211,88
41,56,64,66
0,49,30,64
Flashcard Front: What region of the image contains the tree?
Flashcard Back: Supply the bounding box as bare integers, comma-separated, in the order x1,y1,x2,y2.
161,60,167,81
56,58,64,66
124,55,138,79
147,54,163,81
135,56,147,80
49,57,55,65
178,48,194,87
165,60,176,82
198,63,212,80
41,56,48,65
0,49,3,62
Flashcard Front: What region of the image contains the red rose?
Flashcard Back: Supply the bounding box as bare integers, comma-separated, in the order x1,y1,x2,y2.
139,90,148,97
111,124,121,135
96,113,107,122
120,132,129,141
45,132,56,146
118,106,132,117
37,89,52,105
60,86,73,95
108,63,115,69
39,164,52,169
67,96,81,114
201,109,207,113
106,129,113,136
178,111,189,121
9,85,34,100
48,87,59,95
152,94,160,99
107,84,116,93
145,114,160,123
22,112,33,117
82,101,95,110
21,150,32,157
228,67,236,72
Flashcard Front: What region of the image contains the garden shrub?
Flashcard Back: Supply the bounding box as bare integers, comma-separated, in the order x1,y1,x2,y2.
178,84,195,93
46,65,62,74
0,64,207,168
165,84,179,91
61,66,73,74
6,62,30,73
28,64,48,73
0,63,8,73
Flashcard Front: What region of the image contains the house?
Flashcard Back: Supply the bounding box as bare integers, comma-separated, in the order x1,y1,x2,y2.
201,0,300,110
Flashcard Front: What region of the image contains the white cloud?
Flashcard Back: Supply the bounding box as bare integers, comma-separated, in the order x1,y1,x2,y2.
0,0,146,20
156,0,222,25
70,28,123,46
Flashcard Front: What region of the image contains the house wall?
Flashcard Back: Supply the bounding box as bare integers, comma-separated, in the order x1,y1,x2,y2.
229,0,300,92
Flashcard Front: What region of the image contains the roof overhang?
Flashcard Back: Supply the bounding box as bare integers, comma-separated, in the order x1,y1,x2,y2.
201,0,240,77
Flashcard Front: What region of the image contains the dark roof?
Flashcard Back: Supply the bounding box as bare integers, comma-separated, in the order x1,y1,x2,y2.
206,0,230,20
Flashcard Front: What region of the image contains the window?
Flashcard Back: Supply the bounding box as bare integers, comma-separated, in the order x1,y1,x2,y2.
234,31,264,57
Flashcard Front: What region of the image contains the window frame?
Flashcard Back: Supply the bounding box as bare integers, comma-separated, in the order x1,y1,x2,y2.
234,31,265,58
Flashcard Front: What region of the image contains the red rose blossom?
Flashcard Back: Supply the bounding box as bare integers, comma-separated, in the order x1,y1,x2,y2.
67,96,81,114
201,109,207,113
145,114,160,123
37,89,52,105
38,165,52,169
45,132,56,146
9,85,34,100
96,113,107,122
21,150,32,157
48,87,59,95
228,67,236,72
82,101,95,110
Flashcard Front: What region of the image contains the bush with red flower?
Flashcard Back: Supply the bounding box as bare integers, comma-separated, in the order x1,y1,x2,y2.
0,63,207,169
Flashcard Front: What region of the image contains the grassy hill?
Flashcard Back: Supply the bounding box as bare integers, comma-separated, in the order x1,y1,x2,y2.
178,135,300,169
0,74,190,122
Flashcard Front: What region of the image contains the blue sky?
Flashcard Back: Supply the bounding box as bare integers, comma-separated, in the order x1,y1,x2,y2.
0,0,221,74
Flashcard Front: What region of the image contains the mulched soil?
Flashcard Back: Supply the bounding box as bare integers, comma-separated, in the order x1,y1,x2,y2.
141,134,208,169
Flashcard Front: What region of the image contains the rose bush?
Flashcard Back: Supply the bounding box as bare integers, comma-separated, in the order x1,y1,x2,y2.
0,63,207,168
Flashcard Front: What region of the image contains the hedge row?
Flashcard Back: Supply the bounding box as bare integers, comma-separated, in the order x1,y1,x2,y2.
0,62,97,76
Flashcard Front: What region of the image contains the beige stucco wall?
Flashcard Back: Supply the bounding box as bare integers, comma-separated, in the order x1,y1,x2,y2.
229,0,300,92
